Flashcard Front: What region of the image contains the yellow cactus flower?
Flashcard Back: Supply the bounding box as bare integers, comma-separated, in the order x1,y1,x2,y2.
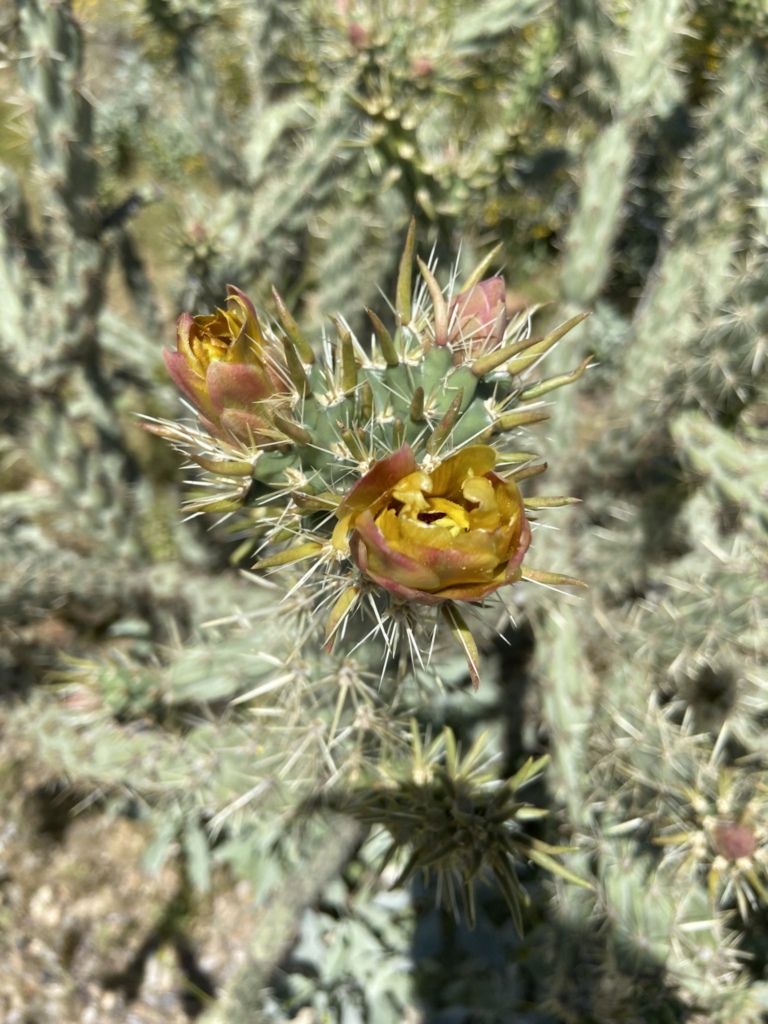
332,444,531,604
163,285,288,443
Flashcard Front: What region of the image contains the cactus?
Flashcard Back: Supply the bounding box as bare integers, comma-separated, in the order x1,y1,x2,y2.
150,224,591,686
2,1,768,1021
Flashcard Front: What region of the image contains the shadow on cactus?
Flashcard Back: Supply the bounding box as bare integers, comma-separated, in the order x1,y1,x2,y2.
326,723,591,932
148,222,591,690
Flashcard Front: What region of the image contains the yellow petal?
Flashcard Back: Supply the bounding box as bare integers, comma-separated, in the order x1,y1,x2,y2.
426,497,470,530
430,445,497,498
332,512,354,553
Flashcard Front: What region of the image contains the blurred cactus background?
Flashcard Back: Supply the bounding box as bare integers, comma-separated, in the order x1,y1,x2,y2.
1,0,767,1021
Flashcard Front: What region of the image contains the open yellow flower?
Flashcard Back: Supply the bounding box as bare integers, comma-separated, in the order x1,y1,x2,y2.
332,444,531,604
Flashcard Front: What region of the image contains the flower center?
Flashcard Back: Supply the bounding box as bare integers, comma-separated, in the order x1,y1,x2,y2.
191,310,243,369
386,469,498,539
418,511,447,525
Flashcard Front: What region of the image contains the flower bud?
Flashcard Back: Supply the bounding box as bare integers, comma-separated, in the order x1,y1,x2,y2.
712,820,757,861
163,286,288,443
333,444,530,604
448,276,508,361
411,57,435,78
347,21,370,48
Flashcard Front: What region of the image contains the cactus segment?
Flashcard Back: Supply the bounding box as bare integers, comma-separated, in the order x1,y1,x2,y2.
324,585,361,652
157,231,590,683
188,454,255,476
359,380,374,422
341,426,369,463
391,418,405,450
497,451,541,465
471,337,533,377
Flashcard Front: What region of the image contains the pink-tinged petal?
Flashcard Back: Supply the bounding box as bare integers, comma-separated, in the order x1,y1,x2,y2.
358,570,447,605
205,360,277,413
448,277,508,357
351,551,447,605
451,277,505,324
503,515,531,579
416,543,502,590
356,559,510,606
226,284,259,324
429,575,510,602
218,408,276,445
176,312,197,355
336,445,418,519
163,349,215,416
351,511,442,593
393,516,502,586
163,347,200,386
226,286,266,360
199,413,224,437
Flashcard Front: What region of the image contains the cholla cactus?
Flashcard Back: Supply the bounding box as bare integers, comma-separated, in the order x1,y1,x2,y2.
151,223,590,687
339,724,587,930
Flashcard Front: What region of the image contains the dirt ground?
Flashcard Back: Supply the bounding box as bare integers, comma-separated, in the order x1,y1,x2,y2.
0,758,261,1024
